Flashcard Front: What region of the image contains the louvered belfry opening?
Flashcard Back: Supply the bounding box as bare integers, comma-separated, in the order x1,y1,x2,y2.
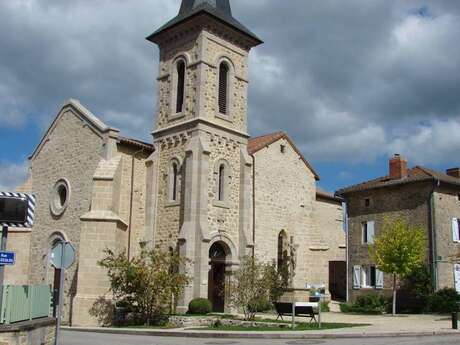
218,62,229,114
176,60,186,113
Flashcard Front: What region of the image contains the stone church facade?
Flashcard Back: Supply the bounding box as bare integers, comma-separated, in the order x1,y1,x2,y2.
6,0,345,326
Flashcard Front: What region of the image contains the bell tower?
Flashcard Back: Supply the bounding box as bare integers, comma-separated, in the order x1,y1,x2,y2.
146,0,262,312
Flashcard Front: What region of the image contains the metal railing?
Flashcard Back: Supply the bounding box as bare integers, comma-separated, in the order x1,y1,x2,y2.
1,285,52,324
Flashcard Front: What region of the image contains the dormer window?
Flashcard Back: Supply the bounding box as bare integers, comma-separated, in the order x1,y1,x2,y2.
218,62,229,115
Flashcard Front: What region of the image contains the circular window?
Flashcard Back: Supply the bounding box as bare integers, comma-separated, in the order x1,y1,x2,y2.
50,179,71,216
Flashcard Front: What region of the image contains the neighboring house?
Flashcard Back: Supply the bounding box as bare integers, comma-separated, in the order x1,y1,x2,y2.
337,154,460,302
6,0,346,326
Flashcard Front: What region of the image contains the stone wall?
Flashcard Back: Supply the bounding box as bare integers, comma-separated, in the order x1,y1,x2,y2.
153,133,188,251
345,182,433,302
27,108,104,324
312,197,346,289
0,318,55,345
253,138,342,290
3,229,31,285
433,188,460,290
207,132,243,241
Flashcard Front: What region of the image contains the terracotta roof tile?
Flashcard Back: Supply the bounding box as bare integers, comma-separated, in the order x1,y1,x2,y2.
119,136,154,152
337,165,460,194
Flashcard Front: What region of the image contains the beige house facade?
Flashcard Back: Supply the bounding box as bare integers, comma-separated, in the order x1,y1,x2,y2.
338,155,460,303
7,0,345,326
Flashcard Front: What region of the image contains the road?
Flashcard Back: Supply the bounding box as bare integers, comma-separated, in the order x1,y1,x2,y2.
62,331,459,345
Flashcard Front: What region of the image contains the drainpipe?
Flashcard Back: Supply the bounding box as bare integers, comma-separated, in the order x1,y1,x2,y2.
336,193,349,302
252,154,256,258
429,180,440,291
128,147,146,260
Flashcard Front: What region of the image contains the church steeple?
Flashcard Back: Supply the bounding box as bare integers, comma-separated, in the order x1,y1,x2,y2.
147,0,262,46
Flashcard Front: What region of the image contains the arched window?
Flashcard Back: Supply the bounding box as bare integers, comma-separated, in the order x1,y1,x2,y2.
218,164,225,201
277,231,288,270
218,62,229,115
176,60,186,113
172,162,178,201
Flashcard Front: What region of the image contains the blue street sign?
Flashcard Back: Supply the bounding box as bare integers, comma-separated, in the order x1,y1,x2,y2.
0,251,15,265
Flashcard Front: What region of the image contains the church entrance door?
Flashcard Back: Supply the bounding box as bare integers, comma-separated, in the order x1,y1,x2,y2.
208,242,228,312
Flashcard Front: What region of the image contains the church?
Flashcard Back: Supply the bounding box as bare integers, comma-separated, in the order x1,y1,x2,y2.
7,0,345,326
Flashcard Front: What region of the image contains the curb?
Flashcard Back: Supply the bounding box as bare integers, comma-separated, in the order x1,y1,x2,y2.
62,327,459,340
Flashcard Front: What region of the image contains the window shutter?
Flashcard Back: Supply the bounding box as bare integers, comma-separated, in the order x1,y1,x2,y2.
368,221,375,244
353,266,361,289
376,269,384,289
454,264,460,293
452,218,460,242
218,63,229,114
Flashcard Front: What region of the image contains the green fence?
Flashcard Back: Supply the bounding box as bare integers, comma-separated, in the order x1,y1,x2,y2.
1,285,52,324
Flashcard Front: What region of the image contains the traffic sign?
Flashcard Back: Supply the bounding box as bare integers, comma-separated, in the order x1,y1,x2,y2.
0,252,15,265
50,242,76,270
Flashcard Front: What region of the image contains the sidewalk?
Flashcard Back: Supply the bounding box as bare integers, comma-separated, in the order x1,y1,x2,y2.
63,312,460,339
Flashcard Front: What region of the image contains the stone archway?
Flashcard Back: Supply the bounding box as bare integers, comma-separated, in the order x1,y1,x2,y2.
208,241,231,312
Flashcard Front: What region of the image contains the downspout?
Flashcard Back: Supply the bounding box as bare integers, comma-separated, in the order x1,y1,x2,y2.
252,154,256,258
128,147,146,260
336,193,349,302
429,180,440,291
343,198,349,302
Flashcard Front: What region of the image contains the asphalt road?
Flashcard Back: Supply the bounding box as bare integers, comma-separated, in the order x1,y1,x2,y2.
61,331,460,345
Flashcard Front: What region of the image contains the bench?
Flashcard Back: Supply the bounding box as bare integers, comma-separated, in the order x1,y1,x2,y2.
274,302,319,324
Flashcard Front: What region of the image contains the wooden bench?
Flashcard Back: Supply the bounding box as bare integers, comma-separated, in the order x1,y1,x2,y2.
274,302,319,324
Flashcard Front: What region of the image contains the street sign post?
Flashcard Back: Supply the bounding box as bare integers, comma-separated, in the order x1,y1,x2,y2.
0,193,36,323
51,241,75,345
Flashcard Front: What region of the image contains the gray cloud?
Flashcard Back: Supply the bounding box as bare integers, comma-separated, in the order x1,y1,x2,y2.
0,160,28,191
1,0,460,166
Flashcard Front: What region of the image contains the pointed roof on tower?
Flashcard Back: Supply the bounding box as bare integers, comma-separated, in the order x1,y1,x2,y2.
147,0,262,45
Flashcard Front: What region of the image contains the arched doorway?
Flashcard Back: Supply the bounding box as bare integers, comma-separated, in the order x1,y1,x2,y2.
208,242,229,312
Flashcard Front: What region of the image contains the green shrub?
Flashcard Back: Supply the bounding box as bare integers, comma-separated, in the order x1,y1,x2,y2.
321,301,330,312
354,294,388,314
254,298,273,313
339,303,353,313
340,294,388,314
398,265,432,313
187,298,212,315
427,288,460,314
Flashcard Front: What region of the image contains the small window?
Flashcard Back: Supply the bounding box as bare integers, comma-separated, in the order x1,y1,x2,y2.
172,163,178,201
365,198,370,207
362,266,376,287
218,164,225,201
50,179,71,216
280,145,286,154
169,161,180,203
176,60,186,113
362,221,375,244
218,62,229,115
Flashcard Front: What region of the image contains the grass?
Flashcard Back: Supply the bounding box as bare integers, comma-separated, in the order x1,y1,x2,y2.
191,322,369,332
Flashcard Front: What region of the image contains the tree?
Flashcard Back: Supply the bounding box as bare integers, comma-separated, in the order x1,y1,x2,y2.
229,256,272,321
369,218,426,316
264,261,289,304
98,245,191,325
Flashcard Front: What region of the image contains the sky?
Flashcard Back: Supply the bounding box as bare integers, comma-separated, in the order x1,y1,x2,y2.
1,0,460,193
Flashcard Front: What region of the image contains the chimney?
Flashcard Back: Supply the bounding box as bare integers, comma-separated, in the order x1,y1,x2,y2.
389,154,408,180
446,168,460,178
